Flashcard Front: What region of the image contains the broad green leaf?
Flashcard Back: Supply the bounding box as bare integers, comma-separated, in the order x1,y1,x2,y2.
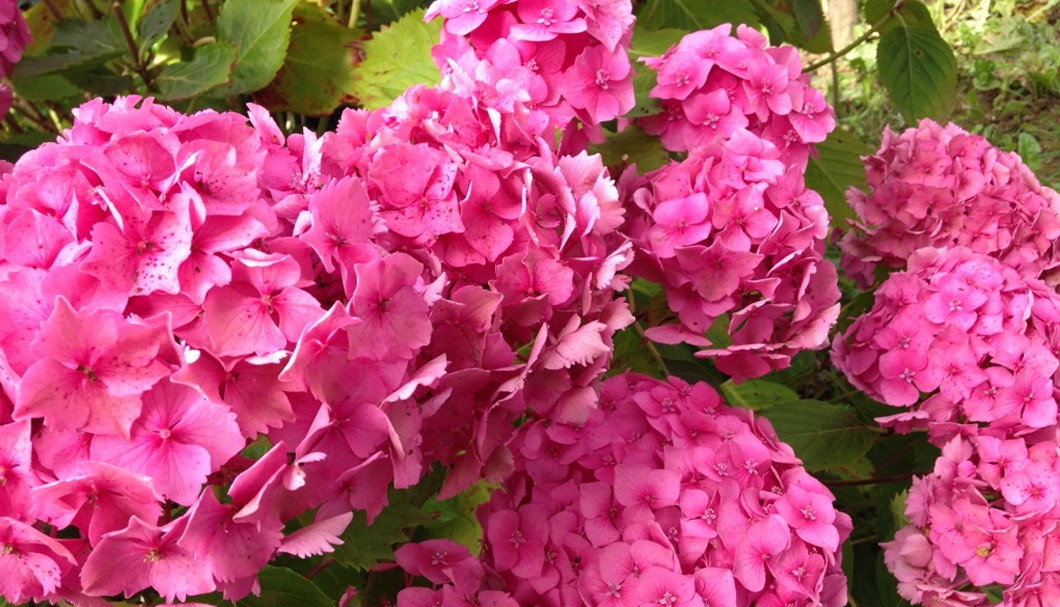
753,0,832,53
760,399,877,471
138,0,179,53
628,27,686,59
792,0,826,38
11,73,82,101
720,379,799,411
589,125,670,172
627,27,685,118
890,489,909,529
65,72,136,96
257,4,359,116
331,499,434,570
877,20,957,120
216,0,298,94
637,0,760,31
157,42,236,100
236,566,332,607
423,481,493,554
804,127,872,227
868,0,938,33
15,18,126,78
609,327,664,377
629,68,662,118
350,9,441,109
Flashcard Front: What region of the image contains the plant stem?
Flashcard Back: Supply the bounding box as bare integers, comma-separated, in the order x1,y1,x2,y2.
201,0,215,23
803,20,886,72
803,0,908,73
348,0,361,28
42,0,64,20
626,288,669,376
112,1,155,89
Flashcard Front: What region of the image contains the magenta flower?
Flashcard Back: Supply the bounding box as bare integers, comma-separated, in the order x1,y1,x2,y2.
81,516,214,601
563,46,634,122
733,514,791,591
16,297,175,437
90,381,244,505
0,517,77,604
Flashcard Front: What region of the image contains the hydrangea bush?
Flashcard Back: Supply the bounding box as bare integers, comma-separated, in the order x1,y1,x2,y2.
0,1,1055,606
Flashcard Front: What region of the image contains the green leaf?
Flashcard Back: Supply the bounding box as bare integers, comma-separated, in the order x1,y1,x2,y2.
753,0,832,53
350,8,442,109
156,42,236,100
331,498,434,570
890,489,909,530
636,0,760,31
422,481,493,554
236,566,333,607
589,125,670,172
792,0,826,38
804,127,872,227
216,0,299,95
627,27,686,119
257,4,359,116
14,18,126,78
609,327,665,377
629,27,686,60
876,20,957,120
760,399,877,471
138,0,180,53
720,379,799,411
11,73,82,101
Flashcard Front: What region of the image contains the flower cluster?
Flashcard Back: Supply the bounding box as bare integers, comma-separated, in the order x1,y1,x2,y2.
833,246,1060,433
0,0,30,117
616,28,840,380
0,69,633,601
314,82,635,499
620,129,840,380
637,25,835,168
425,0,636,138
884,429,1060,607
839,119,1060,287
835,249,1060,606
394,372,851,607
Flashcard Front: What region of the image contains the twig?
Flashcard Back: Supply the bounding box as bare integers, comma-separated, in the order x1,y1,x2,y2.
112,1,155,89
305,557,334,579
803,20,887,72
348,0,361,28
626,288,669,376
41,0,63,20
803,0,908,73
201,0,215,23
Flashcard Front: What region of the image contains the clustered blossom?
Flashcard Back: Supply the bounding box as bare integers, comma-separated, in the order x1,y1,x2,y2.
833,124,1060,604
637,24,835,168
883,429,1060,607
833,246,1060,431
839,119,1060,287
314,82,634,500
836,247,1060,606
425,0,636,139
616,29,840,381
620,130,839,380
0,67,633,601
394,372,851,607
0,0,30,117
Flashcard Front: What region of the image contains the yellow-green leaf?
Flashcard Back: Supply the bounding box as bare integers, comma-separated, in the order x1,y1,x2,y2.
349,8,441,109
